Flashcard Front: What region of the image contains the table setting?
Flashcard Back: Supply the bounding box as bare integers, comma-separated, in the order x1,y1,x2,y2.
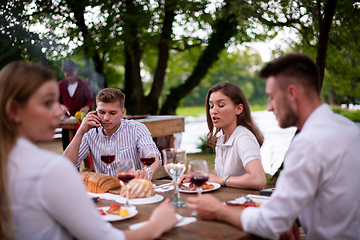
82,147,266,239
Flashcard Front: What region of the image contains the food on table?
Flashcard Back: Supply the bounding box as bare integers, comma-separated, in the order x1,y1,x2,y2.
120,208,129,217
120,179,155,199
226,200,262,208
75,111,87,121
80,171,120,193
180,182,215,191
98,209,106,215
106,203,121,215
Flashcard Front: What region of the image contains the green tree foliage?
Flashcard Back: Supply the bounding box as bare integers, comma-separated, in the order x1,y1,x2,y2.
9,0,275,115
168,47,267,106
289,1,360,104
0,0,59,73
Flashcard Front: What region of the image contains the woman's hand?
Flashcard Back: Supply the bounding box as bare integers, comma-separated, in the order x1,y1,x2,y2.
208,174,223,184
149,198,178,235
171,174,190,185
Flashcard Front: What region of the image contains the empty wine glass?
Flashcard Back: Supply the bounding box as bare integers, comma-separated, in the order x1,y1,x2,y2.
189,159,209,215
140,145,156,180
100,143,115,176
162,148,186,207
116,158,135,208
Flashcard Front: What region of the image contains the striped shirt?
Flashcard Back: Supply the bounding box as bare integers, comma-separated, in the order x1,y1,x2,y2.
76,119,161,176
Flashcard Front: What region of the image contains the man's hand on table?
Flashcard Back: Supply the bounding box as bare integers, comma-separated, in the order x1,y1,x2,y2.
186,194,224,220
187,194,245,230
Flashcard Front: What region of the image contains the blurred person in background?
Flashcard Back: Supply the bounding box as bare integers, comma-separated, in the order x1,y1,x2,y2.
59,60,94,150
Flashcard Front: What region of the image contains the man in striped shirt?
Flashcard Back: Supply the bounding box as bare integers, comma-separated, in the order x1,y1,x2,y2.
63,88,161,179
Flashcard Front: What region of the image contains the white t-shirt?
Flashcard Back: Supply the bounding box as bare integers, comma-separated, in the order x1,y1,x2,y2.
7,137,125,240
214,125,261,177
241,105,360,239
67,81,78,97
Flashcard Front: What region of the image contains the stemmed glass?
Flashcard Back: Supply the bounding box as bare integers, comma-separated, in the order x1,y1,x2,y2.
140,145,156,180
100,143,115,176
116,158,135,208
189,159,209,215
162,148,187,207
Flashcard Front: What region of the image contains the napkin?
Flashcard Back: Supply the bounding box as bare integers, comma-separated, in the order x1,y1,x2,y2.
154,183,174,192
129,214,196,230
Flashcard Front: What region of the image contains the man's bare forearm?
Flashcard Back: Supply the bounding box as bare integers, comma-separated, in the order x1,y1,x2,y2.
62,131,84,165
216,204,244,229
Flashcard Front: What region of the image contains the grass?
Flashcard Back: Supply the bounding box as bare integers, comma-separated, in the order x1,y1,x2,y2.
250,104,267,111
331,106,360,122
187,153,215,174
176,104,267,117
176,106,206,117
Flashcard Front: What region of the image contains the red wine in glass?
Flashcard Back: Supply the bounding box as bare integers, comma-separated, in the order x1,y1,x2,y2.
118,173,135,183
191,175,209,187
101,155,115,164
140,156,155,166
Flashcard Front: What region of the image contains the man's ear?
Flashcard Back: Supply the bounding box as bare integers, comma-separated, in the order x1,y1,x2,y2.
288,84,299,102
121,108,126,118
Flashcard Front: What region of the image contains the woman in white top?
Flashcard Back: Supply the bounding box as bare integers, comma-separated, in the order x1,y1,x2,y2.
205,82,266,190
0,61,177,240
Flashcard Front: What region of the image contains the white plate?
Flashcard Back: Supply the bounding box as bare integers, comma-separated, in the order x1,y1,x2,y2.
87,192,164,205
179,182,221,193
114,194,164,205
98,206,138,222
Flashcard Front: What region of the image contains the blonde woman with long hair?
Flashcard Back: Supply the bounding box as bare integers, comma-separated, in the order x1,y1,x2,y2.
0,61,177,240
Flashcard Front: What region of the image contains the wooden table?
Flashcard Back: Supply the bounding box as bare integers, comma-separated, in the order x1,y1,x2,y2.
96,180,265,240
58,115,185,143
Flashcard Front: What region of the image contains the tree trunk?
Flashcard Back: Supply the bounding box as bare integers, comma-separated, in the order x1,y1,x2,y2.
160,11,239,115
66,1,107,91
123,0,143,115
142,0,176,114
316,0,337,90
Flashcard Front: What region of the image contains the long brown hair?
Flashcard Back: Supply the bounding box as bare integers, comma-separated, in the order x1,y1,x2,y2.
0,61,55,238
205,82,264,149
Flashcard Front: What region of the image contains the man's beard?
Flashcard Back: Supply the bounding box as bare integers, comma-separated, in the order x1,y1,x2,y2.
278,101,298,129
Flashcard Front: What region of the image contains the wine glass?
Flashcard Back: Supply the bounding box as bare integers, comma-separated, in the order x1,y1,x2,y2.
162,148,186,207
116,158,135,208
100,143,115,176
189,159,209,215
140,145,156,180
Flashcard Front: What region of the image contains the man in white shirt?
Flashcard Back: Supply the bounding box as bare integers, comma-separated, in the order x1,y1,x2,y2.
63,88,161,179
187,53,360,239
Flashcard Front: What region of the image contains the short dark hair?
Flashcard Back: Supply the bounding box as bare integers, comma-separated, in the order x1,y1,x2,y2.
96,88,125,109
62,60,77,74
259,53,320,94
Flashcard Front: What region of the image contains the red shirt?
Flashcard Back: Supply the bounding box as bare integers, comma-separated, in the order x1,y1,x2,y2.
58,77,95,116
